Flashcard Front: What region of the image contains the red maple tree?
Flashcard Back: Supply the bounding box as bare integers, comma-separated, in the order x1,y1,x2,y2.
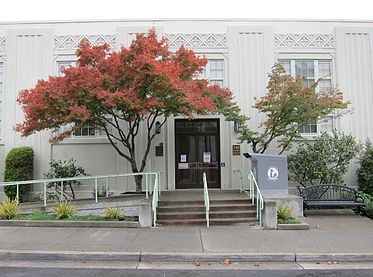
16,29,239,191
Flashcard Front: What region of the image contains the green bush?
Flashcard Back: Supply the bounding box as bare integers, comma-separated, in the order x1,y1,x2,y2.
4,147,34,202
357,140,373,195
52,201,76,220
356,192,373,219
277,205,293,221
104,207,122,220
45,159,87,200
289,131,359,187
0,199,20,219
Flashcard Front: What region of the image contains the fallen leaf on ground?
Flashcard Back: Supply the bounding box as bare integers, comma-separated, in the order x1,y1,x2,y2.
220,258,232,265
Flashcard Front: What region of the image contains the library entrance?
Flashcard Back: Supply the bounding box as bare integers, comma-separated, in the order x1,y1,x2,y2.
175,119,221,189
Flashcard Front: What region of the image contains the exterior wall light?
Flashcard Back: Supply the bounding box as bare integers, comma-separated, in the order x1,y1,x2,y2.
155,121,161,134
234,121,240,133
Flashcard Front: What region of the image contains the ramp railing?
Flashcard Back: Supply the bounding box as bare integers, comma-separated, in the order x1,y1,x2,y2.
249,171,264,226
0,172,159,206
151,172,160,226
203,172,210,228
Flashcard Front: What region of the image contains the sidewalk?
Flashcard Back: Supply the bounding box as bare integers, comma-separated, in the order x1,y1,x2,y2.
0,209,372,262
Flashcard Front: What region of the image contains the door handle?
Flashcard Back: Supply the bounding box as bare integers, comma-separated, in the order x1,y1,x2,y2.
197,162,219,169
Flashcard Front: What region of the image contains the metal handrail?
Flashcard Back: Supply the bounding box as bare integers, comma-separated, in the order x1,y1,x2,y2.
249,171,264,226
151,172,160,227
0,172,159,206
203,172,210,228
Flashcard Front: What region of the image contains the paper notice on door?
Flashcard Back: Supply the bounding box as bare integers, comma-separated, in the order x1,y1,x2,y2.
178,163,189,169
180,155,187,162
203,152,211,163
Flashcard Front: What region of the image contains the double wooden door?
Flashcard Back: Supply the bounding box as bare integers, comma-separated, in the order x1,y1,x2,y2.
175,119,220,189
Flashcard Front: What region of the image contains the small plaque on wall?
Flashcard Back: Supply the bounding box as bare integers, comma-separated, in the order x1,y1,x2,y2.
155,144,163,157
232,145,241,156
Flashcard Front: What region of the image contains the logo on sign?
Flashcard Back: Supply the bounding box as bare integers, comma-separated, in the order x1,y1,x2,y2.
267,167,279,181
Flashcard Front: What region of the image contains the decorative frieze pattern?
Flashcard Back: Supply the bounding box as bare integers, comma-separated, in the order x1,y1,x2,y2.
52,33,335,51
54,34,116,50
274,34,335,49
0,37,6,52
164,33,227,48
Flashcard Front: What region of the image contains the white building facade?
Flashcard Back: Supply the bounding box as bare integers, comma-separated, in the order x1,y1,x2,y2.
0,19,372,196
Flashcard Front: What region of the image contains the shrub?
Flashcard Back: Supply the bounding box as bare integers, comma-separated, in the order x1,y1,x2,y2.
356,192,373,219
52,201,76,220
0,199,20,219
4,147,34,202
357,140,373,195
45,159,87,200
288,131,359,187
277,205,293,221
104,207,122,220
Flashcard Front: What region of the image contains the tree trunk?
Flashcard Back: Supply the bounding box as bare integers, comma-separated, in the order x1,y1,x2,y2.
135,175,143,192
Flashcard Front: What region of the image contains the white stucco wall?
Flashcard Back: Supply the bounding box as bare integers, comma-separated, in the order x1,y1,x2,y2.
0,19,372,195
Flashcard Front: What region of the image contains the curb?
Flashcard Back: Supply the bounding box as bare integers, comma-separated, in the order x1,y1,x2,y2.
0,250,141,262
0,220,139,228
2,250,373,263
296,253,373,262
140,252,295,262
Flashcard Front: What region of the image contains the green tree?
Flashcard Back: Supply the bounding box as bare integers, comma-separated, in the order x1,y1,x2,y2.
238,64,349,154
288,131,359,187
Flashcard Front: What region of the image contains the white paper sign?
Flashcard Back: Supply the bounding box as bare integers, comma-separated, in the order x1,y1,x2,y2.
180,155,187,162
178,163,189,169
203,152,211,163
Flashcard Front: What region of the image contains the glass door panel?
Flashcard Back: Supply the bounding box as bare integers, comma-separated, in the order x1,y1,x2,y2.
175,119,220,189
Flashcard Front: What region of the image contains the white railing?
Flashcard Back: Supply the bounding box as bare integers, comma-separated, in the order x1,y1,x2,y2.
151,172,160,227
249,170,264,226
233,169,244,193
0,172,159,206
203,172,210,228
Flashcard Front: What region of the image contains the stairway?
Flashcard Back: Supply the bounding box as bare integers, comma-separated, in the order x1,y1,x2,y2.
156,190,257,226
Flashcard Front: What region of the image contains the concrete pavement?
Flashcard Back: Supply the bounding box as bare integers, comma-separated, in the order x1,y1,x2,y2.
0,209,372,263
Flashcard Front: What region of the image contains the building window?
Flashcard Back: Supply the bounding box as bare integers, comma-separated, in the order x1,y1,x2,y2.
199,59,225,86
279,59,332,135
57,61,77,76
0,62,3,139
73,123,108,137
56,60,112,138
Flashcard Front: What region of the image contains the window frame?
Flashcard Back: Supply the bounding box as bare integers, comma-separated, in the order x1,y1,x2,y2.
55,58,112,143
277,56,334,137
195,53,227,87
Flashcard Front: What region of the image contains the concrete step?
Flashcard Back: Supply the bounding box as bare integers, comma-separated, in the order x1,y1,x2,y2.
155,193,257,226
157,217,258,226
157,203,255,213
157,210,256,220
158,198,252,206
157,205,206,213
210,203,256,211
209,210,257,218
